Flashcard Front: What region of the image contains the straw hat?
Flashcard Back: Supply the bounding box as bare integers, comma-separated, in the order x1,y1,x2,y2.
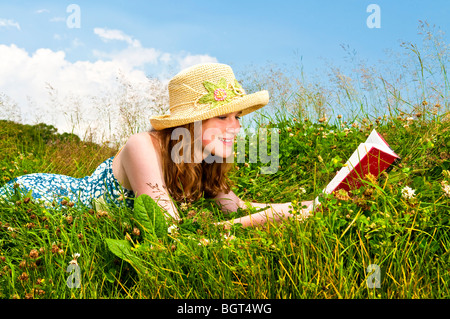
150,63,269,130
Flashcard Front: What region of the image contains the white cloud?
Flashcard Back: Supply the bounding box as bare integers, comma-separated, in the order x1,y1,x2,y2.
94,27,140,47
35,9,50,14
0,18,21,30
92,27,218,71
0,44,145,139
177,53,219,70
0,28,218,143
49,16,65,23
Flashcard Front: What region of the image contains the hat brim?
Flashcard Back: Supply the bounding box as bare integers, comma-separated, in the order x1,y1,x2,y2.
150,90,269,130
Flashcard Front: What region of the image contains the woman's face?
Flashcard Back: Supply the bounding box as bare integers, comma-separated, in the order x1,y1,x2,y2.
201,111,242,160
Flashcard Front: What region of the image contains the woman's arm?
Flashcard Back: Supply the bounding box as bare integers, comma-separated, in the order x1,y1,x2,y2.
214,190,313,229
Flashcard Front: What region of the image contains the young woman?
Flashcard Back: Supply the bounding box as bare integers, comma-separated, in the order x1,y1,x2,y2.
0,63,312,228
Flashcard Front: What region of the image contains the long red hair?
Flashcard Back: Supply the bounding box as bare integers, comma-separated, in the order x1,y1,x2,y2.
149,122,234,203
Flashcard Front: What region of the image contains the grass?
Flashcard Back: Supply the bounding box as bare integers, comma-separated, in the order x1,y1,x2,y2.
1,23,449,298
0,109,449,299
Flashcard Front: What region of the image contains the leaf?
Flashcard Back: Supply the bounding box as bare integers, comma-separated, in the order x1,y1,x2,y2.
202,80,218,93
198,93,214,105
105,238,145,274
133,194,167,240
217,78,227,88
105,238,132,260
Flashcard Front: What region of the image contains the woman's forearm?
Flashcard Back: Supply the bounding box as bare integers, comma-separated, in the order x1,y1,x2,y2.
220,202,293,229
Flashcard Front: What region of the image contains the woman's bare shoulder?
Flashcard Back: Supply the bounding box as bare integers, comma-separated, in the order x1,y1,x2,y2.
124,131,160,153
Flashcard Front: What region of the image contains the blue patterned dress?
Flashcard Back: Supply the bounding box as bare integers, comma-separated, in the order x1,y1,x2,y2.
0,157,134,209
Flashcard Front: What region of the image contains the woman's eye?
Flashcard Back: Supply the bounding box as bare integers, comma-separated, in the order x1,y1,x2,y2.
217,115,240,120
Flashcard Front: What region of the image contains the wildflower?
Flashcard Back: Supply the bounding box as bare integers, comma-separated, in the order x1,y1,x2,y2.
441,180,450,197
66,215,73,224
96,210,109,218
198,238,210,246
36,278,45,285
29,249,39,259
18,272,29,281
69,253,80,265
335,189,351,201
132,227,140,236
26,222,35,229
289,133,294,137
317,155,323,163
365,173,378,186
223,233,236,242
180,202,188,211
187,210,196,218
51,244,59,254
401,186,416,200
299,187,306,194
167,224,179,235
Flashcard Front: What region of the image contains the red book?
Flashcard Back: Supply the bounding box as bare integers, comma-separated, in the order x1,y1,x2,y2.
303,129,400,215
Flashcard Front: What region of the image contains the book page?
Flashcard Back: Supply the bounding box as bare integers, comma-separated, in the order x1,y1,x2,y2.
365,129,397,156
304,130,399,215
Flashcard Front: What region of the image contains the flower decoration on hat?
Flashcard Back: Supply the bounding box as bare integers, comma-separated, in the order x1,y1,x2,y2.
197,78,246,109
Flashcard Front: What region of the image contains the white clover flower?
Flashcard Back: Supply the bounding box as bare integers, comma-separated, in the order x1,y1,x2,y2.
441,181,450,198
69,252,80,265
401,186,416,200
198,238,210,246
167,224,179,235
223,232,236,242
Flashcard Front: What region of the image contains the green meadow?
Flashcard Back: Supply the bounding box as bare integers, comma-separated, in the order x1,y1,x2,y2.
0,24,449,299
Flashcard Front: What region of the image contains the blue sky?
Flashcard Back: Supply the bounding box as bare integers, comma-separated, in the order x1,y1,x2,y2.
2,1,448,73
0,0,448,138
